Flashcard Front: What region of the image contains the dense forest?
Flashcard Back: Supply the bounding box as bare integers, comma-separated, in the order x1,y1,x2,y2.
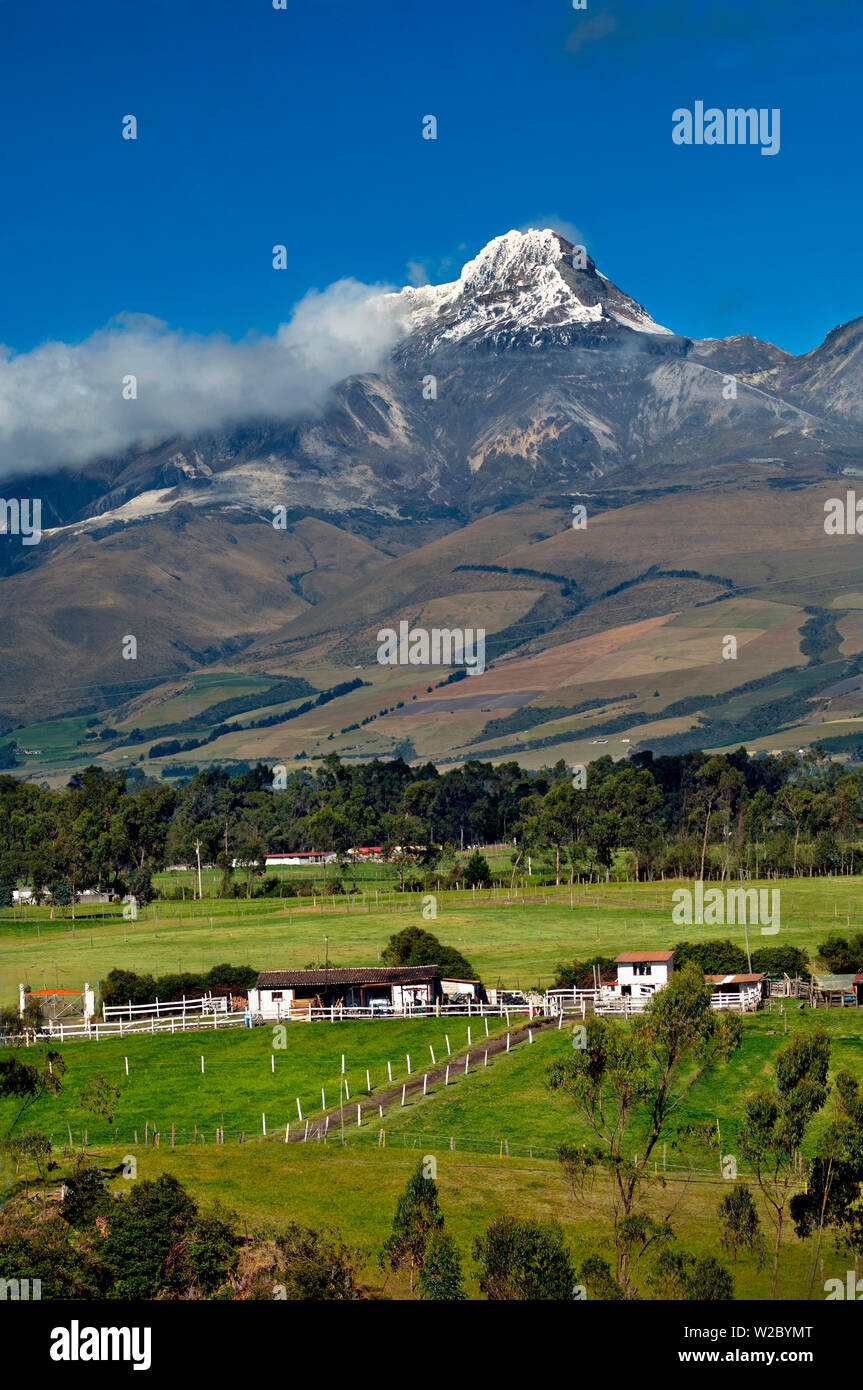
0,745,862,902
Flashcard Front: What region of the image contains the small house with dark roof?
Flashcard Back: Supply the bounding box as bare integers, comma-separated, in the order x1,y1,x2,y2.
249,965,444,1019
615,950,674,998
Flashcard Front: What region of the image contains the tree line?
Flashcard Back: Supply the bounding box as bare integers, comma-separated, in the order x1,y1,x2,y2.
1,742,862,901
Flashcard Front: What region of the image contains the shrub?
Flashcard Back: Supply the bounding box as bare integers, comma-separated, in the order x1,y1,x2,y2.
382,925,475,981
269,1224,361,1300
473,1216,576,1300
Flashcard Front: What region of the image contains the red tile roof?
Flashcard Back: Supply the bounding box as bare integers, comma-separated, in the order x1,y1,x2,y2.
615,951,674,963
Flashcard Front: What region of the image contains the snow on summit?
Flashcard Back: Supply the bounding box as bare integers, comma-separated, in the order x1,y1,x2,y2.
394,228,672,349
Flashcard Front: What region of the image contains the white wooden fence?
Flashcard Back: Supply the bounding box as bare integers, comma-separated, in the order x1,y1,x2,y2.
709,987,762,1013
2,1000,543,1046
103,994,228,1022
262,1001,538,1024
6,1010,247,1045
546,987,603,1012
594,995,651,1016
549,986,763,1017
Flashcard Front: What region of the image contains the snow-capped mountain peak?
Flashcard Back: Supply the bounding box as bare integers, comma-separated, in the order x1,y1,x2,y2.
394,227,672,351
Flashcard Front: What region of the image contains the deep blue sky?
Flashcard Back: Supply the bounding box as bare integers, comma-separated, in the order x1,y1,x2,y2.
0,0,858,356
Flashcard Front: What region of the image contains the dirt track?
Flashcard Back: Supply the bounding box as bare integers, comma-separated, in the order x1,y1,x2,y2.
289,1014,558,1142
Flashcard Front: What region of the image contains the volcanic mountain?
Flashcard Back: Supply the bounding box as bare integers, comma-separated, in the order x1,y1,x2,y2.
3,228,863,775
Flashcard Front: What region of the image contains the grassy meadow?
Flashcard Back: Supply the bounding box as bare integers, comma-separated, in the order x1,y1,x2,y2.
5,871,863,1298
2,873,863,1010
0,1016,509,1146
5,1005,860,1300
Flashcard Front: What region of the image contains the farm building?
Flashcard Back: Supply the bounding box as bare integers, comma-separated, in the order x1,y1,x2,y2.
260,851,334,867
257,848,385,868
705,973,767,1011
811,973,857,1007
855,975,863,1007
441,977,483,1001
250,965,443,1019
615,950,674,998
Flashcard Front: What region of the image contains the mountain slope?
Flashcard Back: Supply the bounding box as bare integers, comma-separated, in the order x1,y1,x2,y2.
3,227,863,758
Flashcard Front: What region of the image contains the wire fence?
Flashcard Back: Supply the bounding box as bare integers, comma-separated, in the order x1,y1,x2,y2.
5,1119,798,1188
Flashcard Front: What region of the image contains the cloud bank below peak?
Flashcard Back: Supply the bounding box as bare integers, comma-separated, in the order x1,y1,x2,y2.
0,278,409,479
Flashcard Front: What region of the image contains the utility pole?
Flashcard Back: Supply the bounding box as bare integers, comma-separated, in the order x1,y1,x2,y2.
195,838,203,901
743,917,753,974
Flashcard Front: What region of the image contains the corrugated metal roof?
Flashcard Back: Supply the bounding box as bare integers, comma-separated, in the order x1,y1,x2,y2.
256,966,440,989
706,974,765,985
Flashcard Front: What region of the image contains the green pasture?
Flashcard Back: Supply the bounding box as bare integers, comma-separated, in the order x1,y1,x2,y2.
117,673,277,731
2,875,863,1009
10,715,94,765
81,1141,821,1299
0,1017,505,1147
6,1005,859,1299
379,1006,863,1167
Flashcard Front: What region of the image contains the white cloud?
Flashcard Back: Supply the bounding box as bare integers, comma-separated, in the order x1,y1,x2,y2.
0,279,411,477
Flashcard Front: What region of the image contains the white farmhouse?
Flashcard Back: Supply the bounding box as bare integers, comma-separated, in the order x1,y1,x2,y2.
614,950,674,998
